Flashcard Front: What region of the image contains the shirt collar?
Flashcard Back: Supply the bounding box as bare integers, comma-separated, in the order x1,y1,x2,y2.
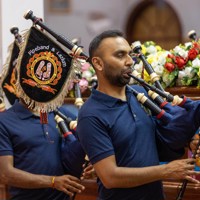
91,86,133,108
13,100,37,119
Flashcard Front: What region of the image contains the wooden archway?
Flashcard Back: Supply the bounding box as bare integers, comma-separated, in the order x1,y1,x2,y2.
126,0,182,50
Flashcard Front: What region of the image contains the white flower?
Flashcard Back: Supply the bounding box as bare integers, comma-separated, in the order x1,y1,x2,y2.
82,70,92,79
178,67,195,79
133,61,143,73
192,58,200,67
184,42,192,48
146,45,157,54
153,64,164,76
146,51,166,76
157,51,169,65
162,73,172,87
184,67,195,78
173,46,188,59
178,71,186,79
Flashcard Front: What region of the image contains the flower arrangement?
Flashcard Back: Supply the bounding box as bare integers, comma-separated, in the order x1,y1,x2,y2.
133,40,200,88
67,59,96,98
68,40,200,98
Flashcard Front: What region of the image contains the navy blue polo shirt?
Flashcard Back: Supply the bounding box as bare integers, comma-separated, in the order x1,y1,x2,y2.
0,100,77,200
77,85,164,200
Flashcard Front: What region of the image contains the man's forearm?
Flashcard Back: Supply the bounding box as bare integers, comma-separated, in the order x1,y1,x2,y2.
100,165,165,189
1,167,52,189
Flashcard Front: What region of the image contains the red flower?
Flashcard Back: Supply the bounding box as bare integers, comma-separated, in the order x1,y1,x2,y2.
164,62,175,72
167,54,175,59
188,48,198,60
175,56,186,70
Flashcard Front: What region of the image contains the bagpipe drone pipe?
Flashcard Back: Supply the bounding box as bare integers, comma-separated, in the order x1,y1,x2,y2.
187,29,198,41
24,10,88,60
74,72,84,109
54,112,86,178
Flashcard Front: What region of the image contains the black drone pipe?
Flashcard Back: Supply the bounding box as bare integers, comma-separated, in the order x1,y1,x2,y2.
126,85,171,124
23,10,88,59
74,73,84,109
129,73,174,102
187,30,197,41
131,41,164,91
10,26,22,44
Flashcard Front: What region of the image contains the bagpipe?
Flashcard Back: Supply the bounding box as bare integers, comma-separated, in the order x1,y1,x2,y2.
23,10,91,200
131,41,200,200
23,10,200,199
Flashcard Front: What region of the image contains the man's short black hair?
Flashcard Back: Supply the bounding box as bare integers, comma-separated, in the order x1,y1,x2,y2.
89,30,124,59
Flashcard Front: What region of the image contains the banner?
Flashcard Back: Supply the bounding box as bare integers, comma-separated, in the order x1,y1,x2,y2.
16,26,79,112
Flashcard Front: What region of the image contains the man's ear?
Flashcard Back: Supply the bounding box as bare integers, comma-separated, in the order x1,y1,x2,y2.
91,57,103,71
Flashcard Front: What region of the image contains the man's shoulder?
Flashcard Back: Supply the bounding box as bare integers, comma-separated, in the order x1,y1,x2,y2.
79,96,99,111
77,96,100,119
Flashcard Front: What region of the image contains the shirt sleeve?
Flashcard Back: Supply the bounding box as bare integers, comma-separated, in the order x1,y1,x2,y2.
77,116,114,165
0,124,13,156
153,111,190,161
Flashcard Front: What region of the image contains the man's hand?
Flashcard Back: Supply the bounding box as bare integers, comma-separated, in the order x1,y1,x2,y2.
164,158,200,183
81,163,97,180
53,175,85,197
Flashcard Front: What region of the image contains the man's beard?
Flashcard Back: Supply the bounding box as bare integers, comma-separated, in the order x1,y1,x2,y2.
103,64,131,87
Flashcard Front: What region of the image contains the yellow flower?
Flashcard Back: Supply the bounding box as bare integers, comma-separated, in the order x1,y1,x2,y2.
143,70,151,82
147,54,156,64
141,45,147,55
156,45,162,51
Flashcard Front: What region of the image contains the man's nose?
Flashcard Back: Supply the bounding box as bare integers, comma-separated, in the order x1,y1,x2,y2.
126,54,134,66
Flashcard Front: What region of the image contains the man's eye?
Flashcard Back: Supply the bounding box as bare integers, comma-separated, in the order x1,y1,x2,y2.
117,53,124,58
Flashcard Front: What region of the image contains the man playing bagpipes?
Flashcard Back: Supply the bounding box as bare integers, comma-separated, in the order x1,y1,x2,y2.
0,24,89,200
77,30,200,200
